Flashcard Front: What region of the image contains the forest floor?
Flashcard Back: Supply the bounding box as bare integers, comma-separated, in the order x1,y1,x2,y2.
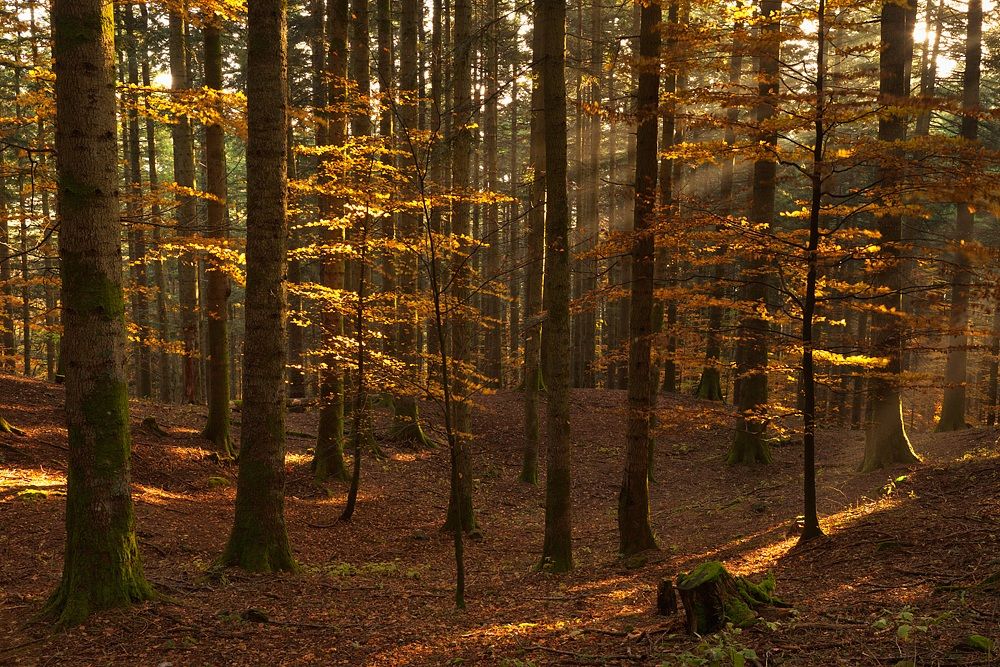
1,372,999,666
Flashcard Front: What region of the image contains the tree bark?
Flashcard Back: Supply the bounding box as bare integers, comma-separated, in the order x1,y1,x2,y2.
538,0,573,572
443,0,477,534
201,20,233,457
314,0,350,483
936,0,981,432
222,0,297,572
728,0,780,465
860,0,920,472
169,10,200,404
45,0,154,625
619,0,661,557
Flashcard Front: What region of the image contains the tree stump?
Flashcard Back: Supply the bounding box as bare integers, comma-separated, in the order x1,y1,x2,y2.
675,561,782,634
657,578,678,616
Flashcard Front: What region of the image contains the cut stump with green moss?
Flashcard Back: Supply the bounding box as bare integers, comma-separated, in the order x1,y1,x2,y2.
676,561,784,634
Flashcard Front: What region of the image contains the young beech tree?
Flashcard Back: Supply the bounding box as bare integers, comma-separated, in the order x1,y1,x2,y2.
619,0,660,557
860,0,920,472
45,0,154,625
538,0,573,571
221,0,296,572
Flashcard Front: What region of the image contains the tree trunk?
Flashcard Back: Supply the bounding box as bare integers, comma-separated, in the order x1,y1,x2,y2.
169,10,200,404
45,0,154,625
698,7,742,403
521,10,546,485
222,0,297,572
443,0,477,535
201,20,233,457
537,0,573,572
619,0,660,558
314,0,350,483
860,0,920,472
728,0,780,465
482,0,502,387
139,2,173,403
123,5,151,398
937,0,981,432
389,0,433,449
0,150,14,372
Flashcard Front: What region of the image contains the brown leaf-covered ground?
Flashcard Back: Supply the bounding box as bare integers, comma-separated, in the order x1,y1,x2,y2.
1,371,999,665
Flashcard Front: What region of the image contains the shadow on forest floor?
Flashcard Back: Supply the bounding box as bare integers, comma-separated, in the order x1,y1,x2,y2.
0,373,998,665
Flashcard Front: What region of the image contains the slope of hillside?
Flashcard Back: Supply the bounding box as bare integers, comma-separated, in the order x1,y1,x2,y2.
1,372,998,665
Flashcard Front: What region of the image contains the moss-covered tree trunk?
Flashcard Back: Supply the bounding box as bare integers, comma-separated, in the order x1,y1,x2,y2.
221,0,296,573
937,0,981,433
728,0,780,466
168,10,199,405
861,0,920,472
538,0,573,572
313,0,349,483
45,0,155,625
201,20,233,458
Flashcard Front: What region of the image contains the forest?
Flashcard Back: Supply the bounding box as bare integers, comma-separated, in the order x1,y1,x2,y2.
1,0,1000,663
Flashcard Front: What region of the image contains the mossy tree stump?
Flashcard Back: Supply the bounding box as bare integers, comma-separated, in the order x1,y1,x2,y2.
676,561,782,634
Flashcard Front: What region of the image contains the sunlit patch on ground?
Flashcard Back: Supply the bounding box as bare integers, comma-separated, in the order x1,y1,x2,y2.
0,466,66,500
165,445,212,460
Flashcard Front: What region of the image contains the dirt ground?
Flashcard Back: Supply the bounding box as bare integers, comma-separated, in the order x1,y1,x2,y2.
1,372,999,665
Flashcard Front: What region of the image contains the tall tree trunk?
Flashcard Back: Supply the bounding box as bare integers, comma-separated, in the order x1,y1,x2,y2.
140,2,173,403
799,0,827,544
314,0,350,483
574,0,600,389
45,0,154,625
443,0,477,534
482,0,502,387
389,0,433,448
728,0,780,465
0,151,14,372
169,9,200,404
860,0,920,472
521,14,545,485
619,0,660,557
124,5,151,397
201,20,233,456
936,0,981,432
222,0,297,572
538,0,573,571
698,5,742,402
